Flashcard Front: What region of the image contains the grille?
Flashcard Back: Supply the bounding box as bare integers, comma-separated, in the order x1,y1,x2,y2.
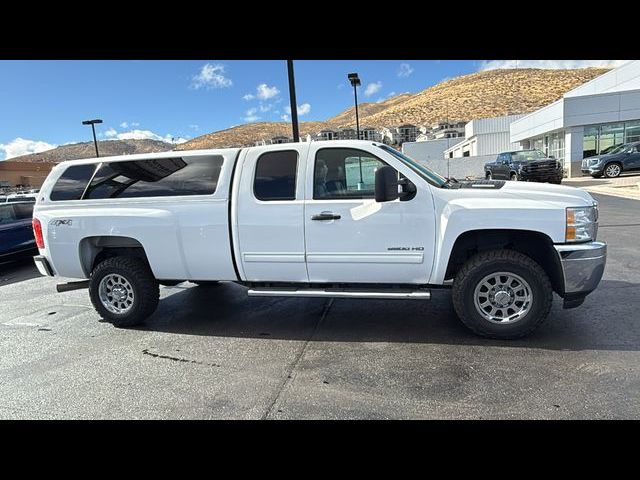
523,160,559,174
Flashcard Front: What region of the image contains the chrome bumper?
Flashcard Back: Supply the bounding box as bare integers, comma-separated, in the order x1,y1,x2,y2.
554,241,606,296
33,255,54,277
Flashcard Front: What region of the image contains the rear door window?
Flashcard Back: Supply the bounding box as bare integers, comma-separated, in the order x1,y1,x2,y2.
12,203,34,220
253,150,298,201
0,205,16,224
50,164,97,201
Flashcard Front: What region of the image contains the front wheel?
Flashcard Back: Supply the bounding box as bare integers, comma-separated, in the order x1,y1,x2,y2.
485,172,492,180
510,172,518,181
604,163,622,178
89,256,159,327
452,250,553,339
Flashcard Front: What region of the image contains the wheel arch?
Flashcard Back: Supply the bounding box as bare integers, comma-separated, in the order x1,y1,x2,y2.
79,235,152,277
443,229,564,296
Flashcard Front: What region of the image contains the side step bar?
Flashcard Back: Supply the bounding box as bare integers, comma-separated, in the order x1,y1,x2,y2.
247,288,430,300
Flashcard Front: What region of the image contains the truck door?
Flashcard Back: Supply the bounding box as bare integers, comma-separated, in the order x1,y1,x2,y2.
495,153,510,178
235,144,309,282
304,144,435,284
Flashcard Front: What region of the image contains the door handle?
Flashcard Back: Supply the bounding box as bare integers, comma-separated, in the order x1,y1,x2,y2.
311,212,341,221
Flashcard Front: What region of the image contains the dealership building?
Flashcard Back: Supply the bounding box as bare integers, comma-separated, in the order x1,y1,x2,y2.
510,60,640,177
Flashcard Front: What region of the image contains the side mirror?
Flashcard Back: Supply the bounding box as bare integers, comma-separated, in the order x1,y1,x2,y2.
375,166,399,202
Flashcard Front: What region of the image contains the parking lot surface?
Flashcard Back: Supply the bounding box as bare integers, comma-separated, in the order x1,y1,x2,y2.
0,193,638,419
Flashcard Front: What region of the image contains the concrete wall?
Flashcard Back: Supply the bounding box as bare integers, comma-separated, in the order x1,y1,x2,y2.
0,161,56,187
418,154,495,180
402,138,462,162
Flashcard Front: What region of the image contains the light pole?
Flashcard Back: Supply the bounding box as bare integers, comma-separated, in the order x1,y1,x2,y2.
348,73,361,140
82,119,103,157
287,60,300,142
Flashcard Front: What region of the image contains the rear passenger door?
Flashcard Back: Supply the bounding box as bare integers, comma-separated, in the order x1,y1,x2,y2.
235,144,309,282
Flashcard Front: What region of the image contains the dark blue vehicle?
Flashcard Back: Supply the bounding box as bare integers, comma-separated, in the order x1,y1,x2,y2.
581,141,640,178
0,202,36,260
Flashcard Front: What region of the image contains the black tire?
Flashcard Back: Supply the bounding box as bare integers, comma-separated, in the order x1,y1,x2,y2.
510,172,518,181
485,172,492,180
191,280,220,287
451,249,553,339
89,256,159,327
603,162,622,178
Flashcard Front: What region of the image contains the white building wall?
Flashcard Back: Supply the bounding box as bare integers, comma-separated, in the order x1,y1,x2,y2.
564,61,640,97
510,100,564,143
402,138,463,162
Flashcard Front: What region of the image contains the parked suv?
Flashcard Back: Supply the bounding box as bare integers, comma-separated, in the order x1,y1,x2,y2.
485,149,563,184
0,202,36,260
581,141,640,178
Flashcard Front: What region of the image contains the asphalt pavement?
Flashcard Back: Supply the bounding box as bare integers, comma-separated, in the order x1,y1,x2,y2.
0,192,638,419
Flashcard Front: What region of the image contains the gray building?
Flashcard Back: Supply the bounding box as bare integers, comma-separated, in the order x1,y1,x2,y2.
510,60,640,177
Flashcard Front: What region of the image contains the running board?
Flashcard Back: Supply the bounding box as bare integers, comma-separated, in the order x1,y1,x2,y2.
247,288,431,300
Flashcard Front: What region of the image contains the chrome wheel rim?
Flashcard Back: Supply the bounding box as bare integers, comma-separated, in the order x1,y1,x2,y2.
605,164,620,177
473,272,533,324
98,274,134,315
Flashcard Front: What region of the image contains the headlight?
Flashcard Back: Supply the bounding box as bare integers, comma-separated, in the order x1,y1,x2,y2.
566,206,598,242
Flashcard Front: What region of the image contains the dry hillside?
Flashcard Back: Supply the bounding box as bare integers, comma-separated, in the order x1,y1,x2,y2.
179,67,608,150
9,139,173,163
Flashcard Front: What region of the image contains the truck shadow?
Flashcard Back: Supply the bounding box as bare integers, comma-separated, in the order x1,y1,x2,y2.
139,279,640,352
0,256,40,287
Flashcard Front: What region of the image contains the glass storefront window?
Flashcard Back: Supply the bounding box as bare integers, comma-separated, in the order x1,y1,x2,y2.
599,123,625,153
583,126,599,158
625,120,640,143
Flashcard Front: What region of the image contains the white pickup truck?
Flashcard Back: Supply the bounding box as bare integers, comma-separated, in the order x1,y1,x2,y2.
31,140,606,339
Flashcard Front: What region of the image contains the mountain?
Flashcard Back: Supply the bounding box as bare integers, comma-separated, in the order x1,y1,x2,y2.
178,67,608,150
7,139,174,163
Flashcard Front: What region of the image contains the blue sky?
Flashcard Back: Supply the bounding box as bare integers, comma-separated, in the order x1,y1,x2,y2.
0,59,624,160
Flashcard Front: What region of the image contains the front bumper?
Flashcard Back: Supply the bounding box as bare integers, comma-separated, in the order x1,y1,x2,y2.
554,241,606,303
33,255,54,277
519,171,563,181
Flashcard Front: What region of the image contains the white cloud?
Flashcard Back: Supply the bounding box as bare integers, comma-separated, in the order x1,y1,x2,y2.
104,128,118,138
243,107,260,122
284,103,311,116
388,91,396,97
0,137,57,160
281,114,289,121
256,83,279,100
259,103,273,113
112,129,187,144
398,63,414,78
191,63,233,89
189,124,199,131
243,94,255,101
479,60,629,71
364,81,382,97
119,121,140,128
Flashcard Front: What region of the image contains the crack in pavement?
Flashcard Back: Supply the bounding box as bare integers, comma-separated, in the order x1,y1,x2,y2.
142,349,221,367
261,298,334,420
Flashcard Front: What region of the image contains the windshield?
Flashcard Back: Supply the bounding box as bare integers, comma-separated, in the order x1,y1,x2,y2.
605,144,628,155
511,150,547,162
376,144,447,188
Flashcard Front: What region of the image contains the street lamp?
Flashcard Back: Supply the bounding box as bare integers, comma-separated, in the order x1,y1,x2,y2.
82,119,103,157
287,60,300,142
347,73,361,140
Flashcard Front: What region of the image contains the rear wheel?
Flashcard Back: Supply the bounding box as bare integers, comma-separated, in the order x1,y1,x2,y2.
604,162,622,178
89,256,159,327
452,250,553,339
